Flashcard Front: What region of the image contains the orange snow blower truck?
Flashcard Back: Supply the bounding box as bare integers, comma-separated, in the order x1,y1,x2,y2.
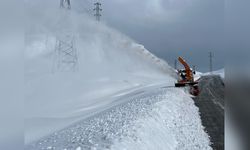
175,57,199,96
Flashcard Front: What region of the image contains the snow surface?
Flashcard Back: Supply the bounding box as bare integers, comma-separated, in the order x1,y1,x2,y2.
25,1,211,149
202,68,225,79
26,87,211,150
193,69,225,81
194,71,203,81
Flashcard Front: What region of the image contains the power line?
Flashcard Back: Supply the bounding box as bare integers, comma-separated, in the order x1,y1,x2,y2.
94,2,102,21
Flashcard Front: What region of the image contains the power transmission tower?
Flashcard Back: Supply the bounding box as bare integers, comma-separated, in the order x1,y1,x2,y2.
54,0,78,72
94,2,102,21
60,0,71,9
209,52,213,74
54,35,78,72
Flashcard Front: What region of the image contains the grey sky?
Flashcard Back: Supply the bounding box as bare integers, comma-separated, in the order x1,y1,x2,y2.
73,0,249,72
100,0,226,72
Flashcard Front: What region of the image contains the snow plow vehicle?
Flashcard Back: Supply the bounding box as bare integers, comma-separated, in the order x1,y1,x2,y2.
175,57,200,96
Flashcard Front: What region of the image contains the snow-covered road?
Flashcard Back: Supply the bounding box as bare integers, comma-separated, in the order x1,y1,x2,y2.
26,85,211,150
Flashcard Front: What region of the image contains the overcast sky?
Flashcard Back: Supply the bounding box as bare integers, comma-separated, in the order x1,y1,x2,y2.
73,0,249,72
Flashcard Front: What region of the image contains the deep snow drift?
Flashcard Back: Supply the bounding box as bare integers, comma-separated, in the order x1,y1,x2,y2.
26,87,211,150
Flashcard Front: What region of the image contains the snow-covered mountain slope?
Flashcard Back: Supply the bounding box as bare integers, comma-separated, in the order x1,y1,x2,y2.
212,68,225,78
192,68,225,81
25,1,176,144
202,68,225,79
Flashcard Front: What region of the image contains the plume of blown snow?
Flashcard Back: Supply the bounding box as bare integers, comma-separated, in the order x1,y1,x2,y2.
24,0,175,143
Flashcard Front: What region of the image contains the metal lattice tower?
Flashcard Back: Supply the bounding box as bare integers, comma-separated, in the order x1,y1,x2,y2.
54,0,78,72
54,35,78,72
209,52,213,73
94,2,102,21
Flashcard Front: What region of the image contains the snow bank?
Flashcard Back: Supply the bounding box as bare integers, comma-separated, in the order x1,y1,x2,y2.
26,87,211,150
111,89,211,150
25,1,175,143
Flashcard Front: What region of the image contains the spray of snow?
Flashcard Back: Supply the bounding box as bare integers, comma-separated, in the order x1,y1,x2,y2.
24,1,175,143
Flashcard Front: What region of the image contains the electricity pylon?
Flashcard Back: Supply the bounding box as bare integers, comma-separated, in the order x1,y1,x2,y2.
54,35,78,72
54,0,78,72
94,2,102,21
209,52,213,74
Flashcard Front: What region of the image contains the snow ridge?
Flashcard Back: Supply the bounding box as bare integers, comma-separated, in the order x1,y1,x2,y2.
26,88,211,150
